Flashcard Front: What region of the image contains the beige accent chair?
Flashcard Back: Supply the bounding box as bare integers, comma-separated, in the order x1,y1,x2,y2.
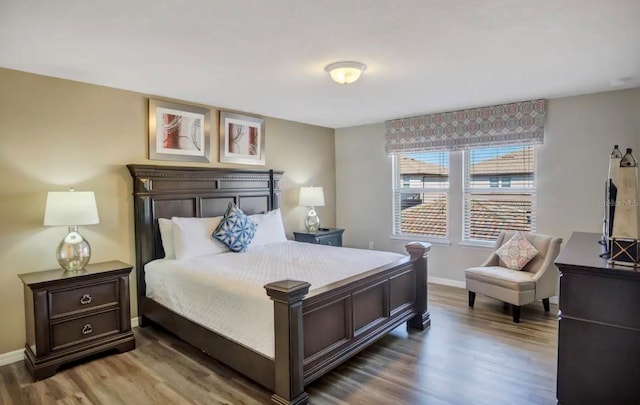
465,231,562,323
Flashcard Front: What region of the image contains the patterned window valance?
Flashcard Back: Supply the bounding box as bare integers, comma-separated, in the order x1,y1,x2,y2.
385,99,547,154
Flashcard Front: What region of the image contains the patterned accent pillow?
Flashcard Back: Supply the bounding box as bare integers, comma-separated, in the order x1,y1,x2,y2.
495,232,539,271
213,202,257,253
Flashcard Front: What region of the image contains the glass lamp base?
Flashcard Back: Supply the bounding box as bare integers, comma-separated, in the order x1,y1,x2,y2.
305,208,321,232
57,227,91,272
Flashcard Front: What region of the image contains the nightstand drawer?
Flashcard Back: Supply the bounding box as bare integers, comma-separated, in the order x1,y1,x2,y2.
49,280,119,319
317,235,339,246
51,309,120,351
294,228,344,247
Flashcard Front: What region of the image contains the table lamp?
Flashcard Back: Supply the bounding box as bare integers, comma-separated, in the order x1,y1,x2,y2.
299,186,325,232
44,189,100,271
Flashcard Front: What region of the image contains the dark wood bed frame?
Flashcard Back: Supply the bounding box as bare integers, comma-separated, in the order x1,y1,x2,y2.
127,164,431,404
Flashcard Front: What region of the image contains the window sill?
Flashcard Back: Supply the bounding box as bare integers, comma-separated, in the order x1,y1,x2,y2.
389,235,452,247
458,240,494,250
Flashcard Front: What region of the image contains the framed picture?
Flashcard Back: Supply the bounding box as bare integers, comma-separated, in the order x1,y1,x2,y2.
149,99,211,162
219,111,265,165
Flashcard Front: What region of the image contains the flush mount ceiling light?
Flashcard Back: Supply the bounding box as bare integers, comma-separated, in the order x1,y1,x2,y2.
324,61,367,84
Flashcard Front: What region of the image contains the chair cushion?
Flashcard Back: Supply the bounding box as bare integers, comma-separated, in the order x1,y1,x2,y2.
495,232,539,270
465,266,536,291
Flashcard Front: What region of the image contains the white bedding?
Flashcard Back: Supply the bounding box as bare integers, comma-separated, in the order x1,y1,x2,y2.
145,240,405,358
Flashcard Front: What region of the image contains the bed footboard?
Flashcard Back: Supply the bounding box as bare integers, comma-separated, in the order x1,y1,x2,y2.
265,242,430,405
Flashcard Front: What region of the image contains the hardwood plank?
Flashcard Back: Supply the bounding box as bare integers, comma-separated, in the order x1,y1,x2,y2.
0,284,558,404
55,392,93,405
0,365,20,404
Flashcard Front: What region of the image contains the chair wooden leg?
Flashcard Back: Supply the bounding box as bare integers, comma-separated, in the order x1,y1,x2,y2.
468,291,476,308
542,298,550,312
512,305,521,323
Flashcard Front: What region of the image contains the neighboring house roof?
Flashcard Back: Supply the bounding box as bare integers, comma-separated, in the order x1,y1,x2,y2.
400,196,532,240
400,147,534,176
470,147,534,175
400,196,448,236
467,197,532,240
400,158,448,176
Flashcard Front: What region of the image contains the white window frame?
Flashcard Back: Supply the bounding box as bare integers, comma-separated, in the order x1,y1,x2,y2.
462,146,537,245
391,153,450,244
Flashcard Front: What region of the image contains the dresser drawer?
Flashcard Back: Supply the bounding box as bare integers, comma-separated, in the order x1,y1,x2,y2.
557,316,640,404
560,272,640,329
49,280,119,319
51,309,120,351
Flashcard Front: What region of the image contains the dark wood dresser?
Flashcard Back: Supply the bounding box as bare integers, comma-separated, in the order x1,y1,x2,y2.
18,260,135,380
555,232,640,404
293,228,344,247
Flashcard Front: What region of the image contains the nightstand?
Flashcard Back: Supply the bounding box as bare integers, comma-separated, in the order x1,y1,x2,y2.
18,260,135,380
293,228,344,247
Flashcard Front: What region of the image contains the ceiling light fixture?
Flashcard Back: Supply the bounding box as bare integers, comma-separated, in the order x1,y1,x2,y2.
324,61,367,84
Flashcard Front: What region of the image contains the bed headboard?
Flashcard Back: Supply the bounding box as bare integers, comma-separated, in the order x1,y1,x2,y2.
127,164,283,300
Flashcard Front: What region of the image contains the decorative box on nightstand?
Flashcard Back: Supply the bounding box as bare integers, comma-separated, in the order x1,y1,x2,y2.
18,260,135,380
293,228,344,247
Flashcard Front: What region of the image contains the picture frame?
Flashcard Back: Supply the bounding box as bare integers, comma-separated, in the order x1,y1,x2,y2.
149,99,211,162
219,111,265,165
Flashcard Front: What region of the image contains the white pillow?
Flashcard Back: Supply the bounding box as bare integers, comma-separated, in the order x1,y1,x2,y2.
158,218,176,259
250,209,287,248
171,216,229,260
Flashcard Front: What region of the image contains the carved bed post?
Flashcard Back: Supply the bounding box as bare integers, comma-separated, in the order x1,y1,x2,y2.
405,242,432,330
265,280,311,405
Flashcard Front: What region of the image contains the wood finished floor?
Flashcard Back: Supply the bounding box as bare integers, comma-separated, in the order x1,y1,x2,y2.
0,284,558,405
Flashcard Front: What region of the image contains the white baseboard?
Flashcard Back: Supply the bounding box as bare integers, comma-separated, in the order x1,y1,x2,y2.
428,276,466,289
0,349,24,367
0,317,140,367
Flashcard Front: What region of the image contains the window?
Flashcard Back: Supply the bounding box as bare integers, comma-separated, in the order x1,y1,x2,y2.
463,145,536,242
393,151,449,238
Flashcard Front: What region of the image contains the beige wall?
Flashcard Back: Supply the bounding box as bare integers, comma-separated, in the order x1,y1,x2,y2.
336,88,640,283
0,68,335,354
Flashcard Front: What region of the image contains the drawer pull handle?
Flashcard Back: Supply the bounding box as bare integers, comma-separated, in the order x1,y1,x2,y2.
81,324,93,335
80,294,92,305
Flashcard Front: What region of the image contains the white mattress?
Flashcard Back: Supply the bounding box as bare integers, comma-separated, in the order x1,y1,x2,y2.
144,240,405,358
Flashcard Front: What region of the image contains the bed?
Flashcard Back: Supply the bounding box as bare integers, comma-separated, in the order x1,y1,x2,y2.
128,164,431,405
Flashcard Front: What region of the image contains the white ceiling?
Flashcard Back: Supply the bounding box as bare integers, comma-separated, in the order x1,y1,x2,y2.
1,0,639,128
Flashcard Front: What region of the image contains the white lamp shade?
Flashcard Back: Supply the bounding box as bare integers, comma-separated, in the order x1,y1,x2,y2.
44,191,100,226
299,187,325,207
